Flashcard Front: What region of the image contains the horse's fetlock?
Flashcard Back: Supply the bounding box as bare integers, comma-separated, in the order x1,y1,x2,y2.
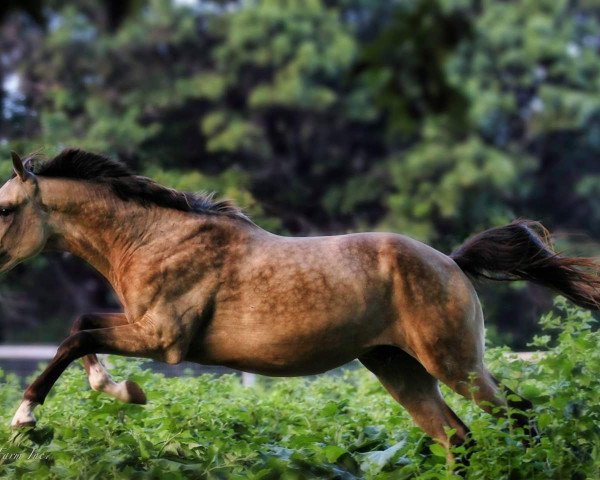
88,364,110,391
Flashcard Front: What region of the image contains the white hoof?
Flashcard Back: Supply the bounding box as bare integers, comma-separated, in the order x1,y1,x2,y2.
10,400,38,429
110,380,147,404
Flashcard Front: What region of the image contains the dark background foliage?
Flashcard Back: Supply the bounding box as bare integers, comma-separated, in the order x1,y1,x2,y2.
0,0,598,348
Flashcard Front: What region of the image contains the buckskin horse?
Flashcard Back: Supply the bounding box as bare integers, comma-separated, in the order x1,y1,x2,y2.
3,149,599,458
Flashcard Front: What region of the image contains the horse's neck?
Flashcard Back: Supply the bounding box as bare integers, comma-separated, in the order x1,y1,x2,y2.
41,179,163,282
40,178,258,297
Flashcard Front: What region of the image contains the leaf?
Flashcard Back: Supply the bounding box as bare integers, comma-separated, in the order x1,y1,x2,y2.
429,443,447,458
358,440,406,474
323,445,347,463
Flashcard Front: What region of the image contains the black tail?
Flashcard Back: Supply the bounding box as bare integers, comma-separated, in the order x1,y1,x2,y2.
450,220,600,310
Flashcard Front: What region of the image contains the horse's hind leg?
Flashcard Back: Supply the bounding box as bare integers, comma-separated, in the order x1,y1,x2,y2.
440,365,538,439
69,313,146,404
359,346,471,454
411,316,537,439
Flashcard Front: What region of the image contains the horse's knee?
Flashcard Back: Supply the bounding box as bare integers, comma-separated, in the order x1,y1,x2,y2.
70,313,96,335
69,315,84,335
57,330,94,360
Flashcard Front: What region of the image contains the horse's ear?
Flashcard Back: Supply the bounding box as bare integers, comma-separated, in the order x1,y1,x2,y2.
11,151,30,182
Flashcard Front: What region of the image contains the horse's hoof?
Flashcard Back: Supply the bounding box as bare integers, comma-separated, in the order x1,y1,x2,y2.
124,380,147,404
99,378,147,404
10,420,36,430
10,400,38,429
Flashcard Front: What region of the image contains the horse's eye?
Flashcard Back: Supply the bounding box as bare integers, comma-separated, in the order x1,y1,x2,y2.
0,208,14,217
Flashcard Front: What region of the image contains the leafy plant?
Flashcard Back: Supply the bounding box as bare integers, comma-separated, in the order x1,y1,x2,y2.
0,298,597,478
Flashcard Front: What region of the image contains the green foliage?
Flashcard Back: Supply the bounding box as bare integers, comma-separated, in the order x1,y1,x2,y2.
356,0,472,136
445,0,600,239
383,122,533,245
0,300,597,478
215,0,355,111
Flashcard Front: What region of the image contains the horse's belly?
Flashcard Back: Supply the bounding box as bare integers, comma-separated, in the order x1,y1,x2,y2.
187,312,388,376
193,339,360,376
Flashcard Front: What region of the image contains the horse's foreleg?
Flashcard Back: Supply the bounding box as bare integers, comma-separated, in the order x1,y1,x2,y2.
359,346,472,466
70,313,146,405
11,321,163,428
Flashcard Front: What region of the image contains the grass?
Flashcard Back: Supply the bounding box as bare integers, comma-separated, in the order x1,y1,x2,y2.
0,299,598,479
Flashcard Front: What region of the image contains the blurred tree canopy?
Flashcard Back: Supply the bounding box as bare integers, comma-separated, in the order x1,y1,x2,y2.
0,0,598,347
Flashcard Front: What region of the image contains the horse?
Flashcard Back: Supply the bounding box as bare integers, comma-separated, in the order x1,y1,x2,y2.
2,149,599,460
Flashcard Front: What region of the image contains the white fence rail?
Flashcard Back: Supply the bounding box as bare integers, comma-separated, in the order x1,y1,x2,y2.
0,345,58,359
0,344,258,386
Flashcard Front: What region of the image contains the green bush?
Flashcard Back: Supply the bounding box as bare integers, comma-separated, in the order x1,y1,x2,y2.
0,299,597,479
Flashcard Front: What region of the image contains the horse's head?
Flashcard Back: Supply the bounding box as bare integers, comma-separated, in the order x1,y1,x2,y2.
0,152,49,273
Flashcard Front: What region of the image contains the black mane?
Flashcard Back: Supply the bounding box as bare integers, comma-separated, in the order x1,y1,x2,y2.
21,149,249,221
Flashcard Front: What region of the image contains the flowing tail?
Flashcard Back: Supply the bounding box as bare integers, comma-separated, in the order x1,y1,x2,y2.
450,219,600,310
